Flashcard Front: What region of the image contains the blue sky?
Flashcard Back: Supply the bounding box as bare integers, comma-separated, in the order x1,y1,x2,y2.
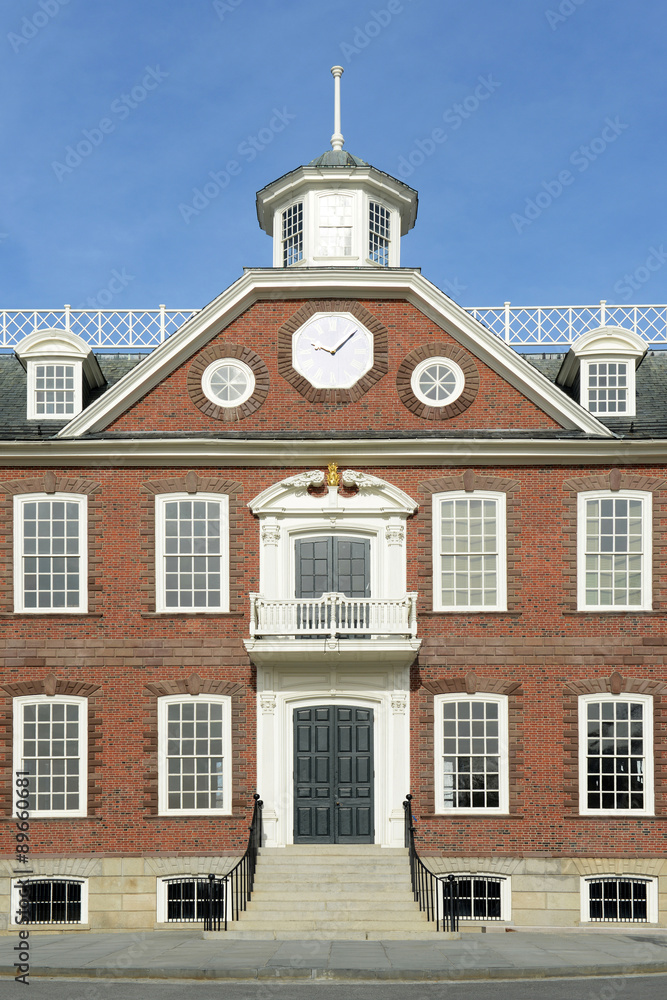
2,0,666,312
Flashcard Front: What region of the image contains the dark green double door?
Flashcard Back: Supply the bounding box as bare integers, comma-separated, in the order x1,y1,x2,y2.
294,705,374,843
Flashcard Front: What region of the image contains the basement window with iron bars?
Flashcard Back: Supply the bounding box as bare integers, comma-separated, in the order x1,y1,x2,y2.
158,876,226,923
445,874,509,921
582,876,657,923
11,878,86,925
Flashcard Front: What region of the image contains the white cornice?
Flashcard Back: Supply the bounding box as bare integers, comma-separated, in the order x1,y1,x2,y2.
1,436,666,466
58,268,615,439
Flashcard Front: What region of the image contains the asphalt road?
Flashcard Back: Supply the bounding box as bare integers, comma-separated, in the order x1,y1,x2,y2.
8,975,667,1000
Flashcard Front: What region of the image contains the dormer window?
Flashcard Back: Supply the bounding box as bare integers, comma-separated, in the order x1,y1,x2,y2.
556,326,647,419
282,202,303,266
582,359,631,415
368,201,390,266
32,362,78,418
317,194,353,257
15,329,105,421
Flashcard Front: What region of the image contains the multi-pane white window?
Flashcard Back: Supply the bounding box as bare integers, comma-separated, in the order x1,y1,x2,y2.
582,359,635,416
432,491,506,611
14,494,87,613
158,695,232,815
581,876,657,923
11,878,88,925
282,202,303,266
13,696,87,817
27,361,82,420
155,494,229,612
368,201,390,266
435,694,508,813
577,491,651,610
579,694,653,815
317,194,353,257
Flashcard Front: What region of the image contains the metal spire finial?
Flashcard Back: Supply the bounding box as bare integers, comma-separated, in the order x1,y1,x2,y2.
330,66,344,151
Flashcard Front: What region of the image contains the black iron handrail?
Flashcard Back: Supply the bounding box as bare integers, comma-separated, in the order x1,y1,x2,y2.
216,792,263,930
404,793,458,932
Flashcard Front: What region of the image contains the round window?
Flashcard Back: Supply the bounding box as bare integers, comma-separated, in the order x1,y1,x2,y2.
410,357,465,407
202,359,256,407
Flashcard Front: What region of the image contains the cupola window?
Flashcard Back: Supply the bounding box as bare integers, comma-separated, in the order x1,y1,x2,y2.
368,201,390,266
317,194,353,257
281,202,303,266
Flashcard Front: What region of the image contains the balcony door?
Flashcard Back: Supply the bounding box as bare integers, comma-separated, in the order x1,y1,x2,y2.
295,536,370,599
294,705,374,843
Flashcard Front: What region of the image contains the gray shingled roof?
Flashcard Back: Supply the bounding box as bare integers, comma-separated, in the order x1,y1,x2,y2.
526,349,667,437
1,348,666,441
0,354,147,439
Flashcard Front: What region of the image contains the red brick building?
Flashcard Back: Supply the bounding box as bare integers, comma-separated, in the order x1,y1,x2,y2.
1,75,666,933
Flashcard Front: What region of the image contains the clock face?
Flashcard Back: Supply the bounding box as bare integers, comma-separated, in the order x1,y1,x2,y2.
292,312,374,388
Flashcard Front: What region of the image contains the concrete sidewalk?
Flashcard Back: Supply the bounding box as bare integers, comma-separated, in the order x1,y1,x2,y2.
2,928,667,981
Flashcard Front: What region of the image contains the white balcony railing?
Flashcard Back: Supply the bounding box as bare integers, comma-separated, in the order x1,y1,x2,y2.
249,592,418,639
3,301,667,350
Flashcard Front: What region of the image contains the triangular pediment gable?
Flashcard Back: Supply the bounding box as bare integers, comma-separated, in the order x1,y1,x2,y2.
57,269,614,439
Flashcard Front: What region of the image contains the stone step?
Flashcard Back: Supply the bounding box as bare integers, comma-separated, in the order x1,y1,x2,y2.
258,846,408,856
244,899,421,913
255,860,410,870
249,889,415,902
205,928,459,941
222,918,439,932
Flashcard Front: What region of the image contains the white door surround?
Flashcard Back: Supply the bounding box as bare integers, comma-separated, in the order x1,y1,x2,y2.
257,664,410,848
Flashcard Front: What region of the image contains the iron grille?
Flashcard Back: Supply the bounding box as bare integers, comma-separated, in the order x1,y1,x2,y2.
20,879,82,924
588,877,649,922
451,876,504,920
164,875,226,930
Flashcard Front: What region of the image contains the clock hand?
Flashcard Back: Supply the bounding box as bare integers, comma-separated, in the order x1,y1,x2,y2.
331,328,358,354
311,340,335,354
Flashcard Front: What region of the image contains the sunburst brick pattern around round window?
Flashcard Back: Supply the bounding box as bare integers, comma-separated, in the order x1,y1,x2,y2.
397,343,479,419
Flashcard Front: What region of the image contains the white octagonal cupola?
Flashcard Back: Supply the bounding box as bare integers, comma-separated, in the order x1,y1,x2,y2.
256,67,418,269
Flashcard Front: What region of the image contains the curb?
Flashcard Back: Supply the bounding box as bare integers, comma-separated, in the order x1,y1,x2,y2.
2,962,667,981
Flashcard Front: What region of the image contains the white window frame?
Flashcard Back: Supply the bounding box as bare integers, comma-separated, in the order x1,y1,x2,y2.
26,359,83,421
156,875,229,923
155,493,230,613
281,201,303,267
13,695,88,818
578,693,654,817
447,873,512,922
11,877,88,926
411,357,465,408
581,357,636,417
580,874,658,924
13,492,88,614
434,693,509,814
158,694,232,816
201,359,255,408
432,491,507,612
577,490,652,612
